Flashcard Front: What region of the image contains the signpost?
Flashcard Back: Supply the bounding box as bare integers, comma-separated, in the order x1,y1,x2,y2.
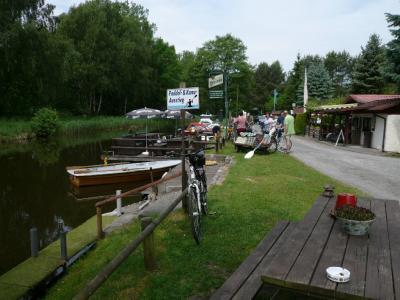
209,90,224,99
208,71,228,137
167,87,199,110
168,84,200,212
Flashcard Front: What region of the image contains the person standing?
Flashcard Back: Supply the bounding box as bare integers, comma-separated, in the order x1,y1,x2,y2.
283,110,295,153
234,111,247,136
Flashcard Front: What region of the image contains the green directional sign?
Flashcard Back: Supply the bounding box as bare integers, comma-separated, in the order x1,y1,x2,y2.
209,90,224,99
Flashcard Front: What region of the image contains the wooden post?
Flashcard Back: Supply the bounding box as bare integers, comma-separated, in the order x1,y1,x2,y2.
180,82,188,212
96,207,104,239
116,190,122,216
149,167,158,195
140,217,156,271
216,135,219,153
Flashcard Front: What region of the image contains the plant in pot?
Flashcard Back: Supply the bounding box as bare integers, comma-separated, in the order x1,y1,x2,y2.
336,205,375,236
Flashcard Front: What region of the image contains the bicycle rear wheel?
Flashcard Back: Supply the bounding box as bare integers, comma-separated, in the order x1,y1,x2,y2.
188,186,201,244
200,181,208,215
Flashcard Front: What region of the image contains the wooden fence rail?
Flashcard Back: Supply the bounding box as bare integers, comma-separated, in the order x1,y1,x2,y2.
74,188,188,300
95,170,182,239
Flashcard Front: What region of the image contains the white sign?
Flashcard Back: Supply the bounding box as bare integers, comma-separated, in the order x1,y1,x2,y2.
208,74,223,88
167,87,199,110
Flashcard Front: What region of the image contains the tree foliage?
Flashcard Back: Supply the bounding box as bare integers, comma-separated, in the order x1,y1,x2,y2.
254,61,285,111
385,13,400,92
324,51,354,96
297,62,333,101
351,34,386,94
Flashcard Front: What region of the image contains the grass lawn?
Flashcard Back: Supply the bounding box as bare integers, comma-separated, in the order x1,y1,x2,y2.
45,144,364,300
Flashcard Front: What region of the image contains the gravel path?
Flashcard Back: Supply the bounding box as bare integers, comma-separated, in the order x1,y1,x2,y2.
290,136,400,201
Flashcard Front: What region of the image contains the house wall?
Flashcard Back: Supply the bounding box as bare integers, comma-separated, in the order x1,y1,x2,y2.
371,115,386,150
385,114,400,153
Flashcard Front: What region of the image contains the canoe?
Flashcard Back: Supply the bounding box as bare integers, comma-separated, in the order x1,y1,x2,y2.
67,160,181,187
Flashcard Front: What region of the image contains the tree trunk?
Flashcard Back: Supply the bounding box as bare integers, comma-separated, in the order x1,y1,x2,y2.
97,93,102,114
124,96,127,114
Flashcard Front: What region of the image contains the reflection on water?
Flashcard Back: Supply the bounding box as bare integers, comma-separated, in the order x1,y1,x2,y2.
0,134,144,276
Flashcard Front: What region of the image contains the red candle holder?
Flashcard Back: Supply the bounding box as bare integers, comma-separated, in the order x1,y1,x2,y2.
335,193,357,209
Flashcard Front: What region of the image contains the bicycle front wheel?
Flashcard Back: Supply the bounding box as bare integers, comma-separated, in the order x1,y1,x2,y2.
188,186,201,244
268,137,278,153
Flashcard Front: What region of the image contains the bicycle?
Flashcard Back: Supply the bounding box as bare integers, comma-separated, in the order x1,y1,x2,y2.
275,129,287,153
187,148,208,244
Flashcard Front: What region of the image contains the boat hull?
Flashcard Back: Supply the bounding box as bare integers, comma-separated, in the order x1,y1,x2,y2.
69,166,172,187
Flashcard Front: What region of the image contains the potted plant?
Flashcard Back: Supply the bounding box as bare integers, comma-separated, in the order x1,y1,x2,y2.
336,205,375,236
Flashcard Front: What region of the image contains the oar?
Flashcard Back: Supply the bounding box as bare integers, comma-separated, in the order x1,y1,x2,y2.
244,141,263,159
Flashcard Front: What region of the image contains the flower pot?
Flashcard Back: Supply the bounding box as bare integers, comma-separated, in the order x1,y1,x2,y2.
337,217,375,236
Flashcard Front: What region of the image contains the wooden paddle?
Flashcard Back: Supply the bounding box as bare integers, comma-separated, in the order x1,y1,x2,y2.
244,142,263,159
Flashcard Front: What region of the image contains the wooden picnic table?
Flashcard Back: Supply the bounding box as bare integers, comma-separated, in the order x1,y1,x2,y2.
211,191,400,299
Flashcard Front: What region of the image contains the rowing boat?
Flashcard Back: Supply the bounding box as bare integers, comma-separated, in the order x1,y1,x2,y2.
66,160,181,187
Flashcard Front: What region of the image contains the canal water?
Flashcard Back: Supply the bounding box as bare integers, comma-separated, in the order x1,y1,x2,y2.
0,133,144,276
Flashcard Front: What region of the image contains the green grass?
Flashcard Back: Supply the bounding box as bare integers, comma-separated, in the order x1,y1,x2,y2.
0,215,116,300
45,144,364,300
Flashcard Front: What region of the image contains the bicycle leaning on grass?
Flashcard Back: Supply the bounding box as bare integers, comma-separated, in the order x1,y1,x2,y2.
186,148,208,244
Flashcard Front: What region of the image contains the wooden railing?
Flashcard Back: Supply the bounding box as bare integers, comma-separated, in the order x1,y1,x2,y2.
75,187,188,300
95,169,182,239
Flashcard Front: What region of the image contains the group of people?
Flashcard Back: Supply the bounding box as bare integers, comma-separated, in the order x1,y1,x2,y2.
233,110,295,153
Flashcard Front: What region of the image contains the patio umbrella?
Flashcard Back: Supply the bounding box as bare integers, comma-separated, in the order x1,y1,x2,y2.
126,107,163,153
163,110,193,136
163,110,193,119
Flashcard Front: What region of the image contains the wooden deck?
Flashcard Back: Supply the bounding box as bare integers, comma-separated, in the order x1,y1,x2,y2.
211,193,400,300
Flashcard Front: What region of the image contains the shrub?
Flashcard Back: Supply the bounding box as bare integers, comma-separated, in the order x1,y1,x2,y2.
294,113,308,135
31,108,60,138
336,205,375,221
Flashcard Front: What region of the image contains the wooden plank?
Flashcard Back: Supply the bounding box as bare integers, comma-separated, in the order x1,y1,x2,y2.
386,200,400,300
309,217,348,298
364,199,395,300
285,197,336,290
260,195,330,282
210,221,289,300
336,199,370,299
232,222,297,299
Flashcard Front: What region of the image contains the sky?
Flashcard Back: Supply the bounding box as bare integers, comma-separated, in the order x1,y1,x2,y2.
52,0,400,71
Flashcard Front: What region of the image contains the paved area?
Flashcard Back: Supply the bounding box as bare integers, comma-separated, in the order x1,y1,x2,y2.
290,136,400,201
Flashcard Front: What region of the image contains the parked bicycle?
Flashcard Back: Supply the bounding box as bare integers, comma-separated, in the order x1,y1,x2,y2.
187,148,208,244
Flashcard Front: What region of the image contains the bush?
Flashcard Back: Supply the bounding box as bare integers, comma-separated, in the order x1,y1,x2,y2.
294,113,308,135
31,108,60,138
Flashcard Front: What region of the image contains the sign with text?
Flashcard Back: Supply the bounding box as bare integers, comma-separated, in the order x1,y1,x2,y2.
208,74,223,88
209,90,224,99
167,87,199,110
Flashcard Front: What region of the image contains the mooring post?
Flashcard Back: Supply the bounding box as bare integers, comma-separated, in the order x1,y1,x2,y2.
116,190,122,216
96,207,104,239
60,230,68,260
140,217,156,271
30,227,39,257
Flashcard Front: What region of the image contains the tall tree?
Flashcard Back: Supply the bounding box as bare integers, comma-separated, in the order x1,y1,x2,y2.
297,62,333,101
254,61,285,111
385,13,400,92
281,54,322,109
324,51,354,97
190,34,254,114
351,34,385,94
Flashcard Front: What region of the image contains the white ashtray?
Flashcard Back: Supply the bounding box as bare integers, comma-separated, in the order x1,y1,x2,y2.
326,267,350,283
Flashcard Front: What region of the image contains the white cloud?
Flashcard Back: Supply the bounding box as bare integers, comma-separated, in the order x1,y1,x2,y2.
50,0,400,71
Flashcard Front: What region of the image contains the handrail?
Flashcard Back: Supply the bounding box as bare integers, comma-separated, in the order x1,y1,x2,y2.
95,170,182,208
74,188,188,300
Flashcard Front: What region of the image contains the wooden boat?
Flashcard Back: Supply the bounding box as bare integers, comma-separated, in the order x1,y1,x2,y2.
66,160,181,187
